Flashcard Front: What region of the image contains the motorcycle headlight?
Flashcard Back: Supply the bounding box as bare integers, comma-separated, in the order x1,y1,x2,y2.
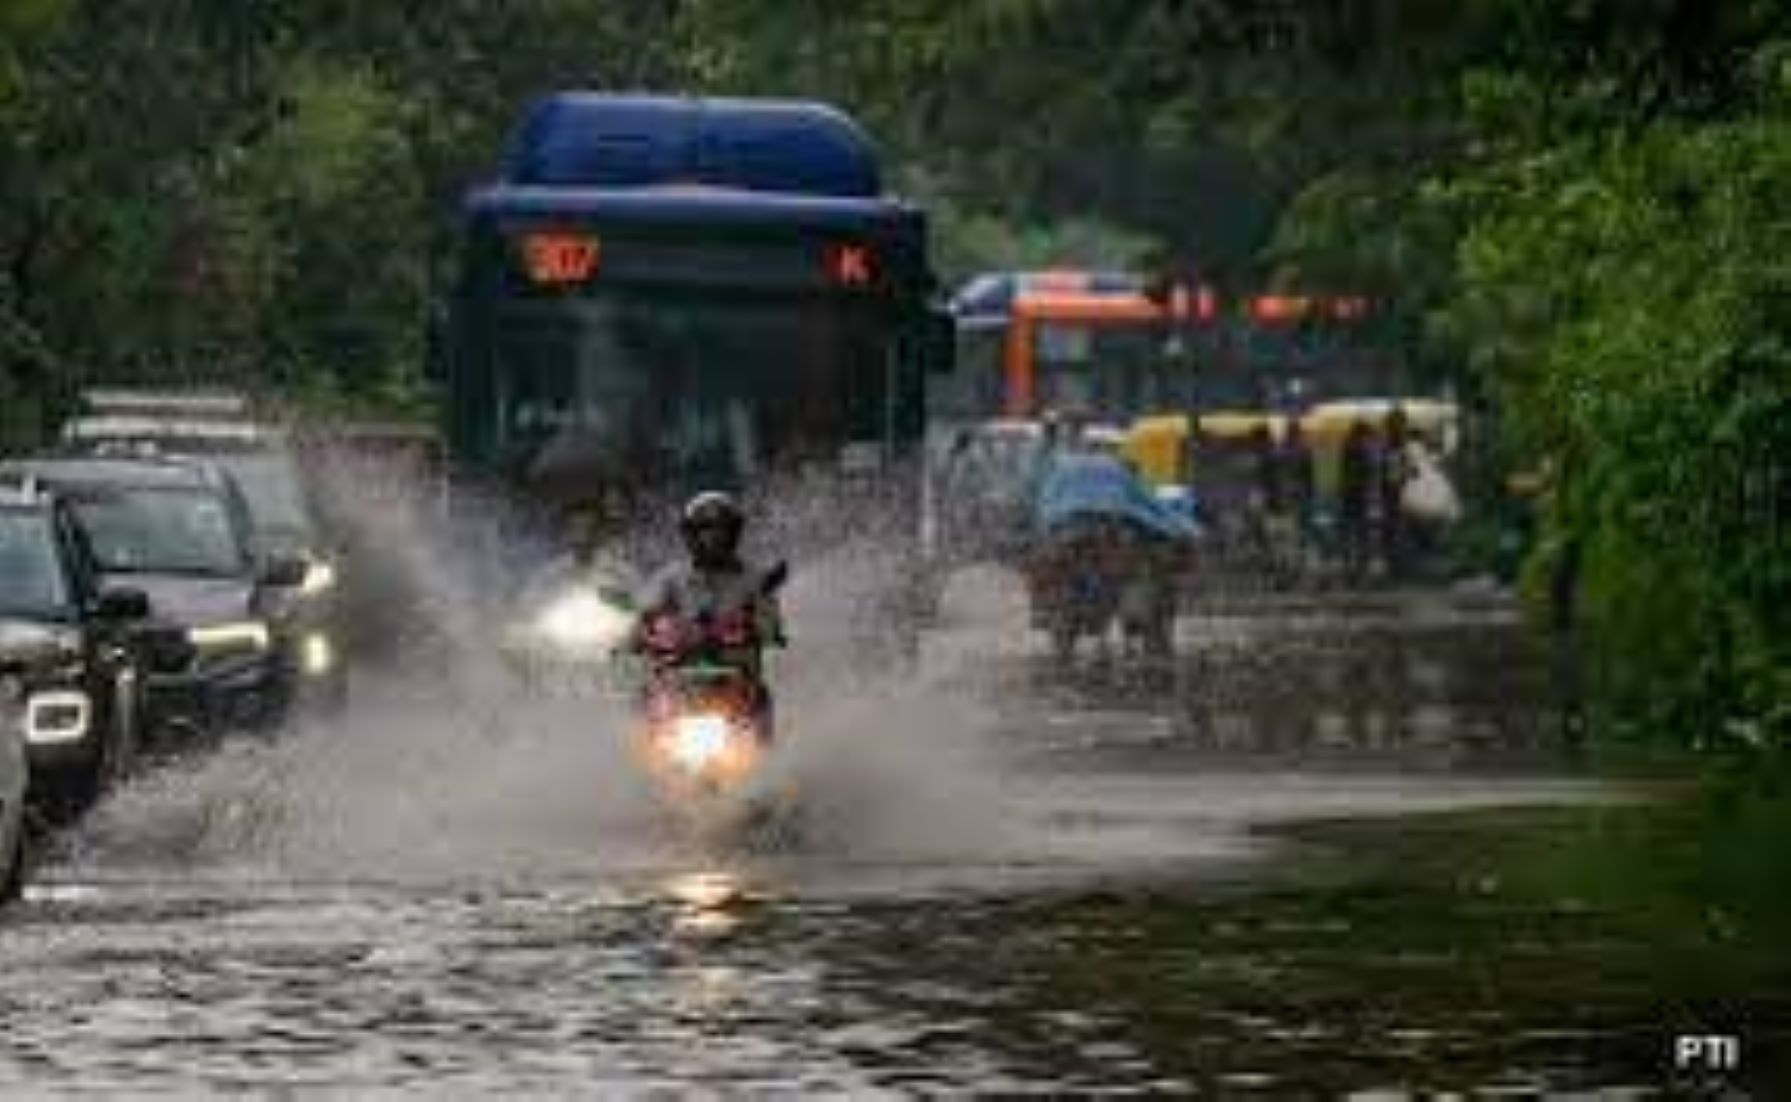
534,589,632,651
188,621,271,652
669,713,733,770
26,689,91,745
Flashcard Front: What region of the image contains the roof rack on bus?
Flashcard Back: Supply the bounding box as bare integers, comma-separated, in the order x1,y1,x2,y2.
502,94,882,198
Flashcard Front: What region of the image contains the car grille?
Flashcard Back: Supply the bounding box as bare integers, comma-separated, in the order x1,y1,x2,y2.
194,639,267,674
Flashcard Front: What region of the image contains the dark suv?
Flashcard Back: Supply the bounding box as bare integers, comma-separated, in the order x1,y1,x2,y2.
0,457,312,740
0,476,186,823
61,397,351,710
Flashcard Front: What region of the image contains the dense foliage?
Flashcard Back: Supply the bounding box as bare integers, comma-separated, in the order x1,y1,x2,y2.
1,0,1785,743
1430,5,1791,745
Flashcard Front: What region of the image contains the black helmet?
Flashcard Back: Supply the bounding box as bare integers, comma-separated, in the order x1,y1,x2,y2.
679,491,745,568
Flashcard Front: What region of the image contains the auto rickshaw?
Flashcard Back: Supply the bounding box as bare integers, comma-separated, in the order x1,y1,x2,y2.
1122,398,1461,583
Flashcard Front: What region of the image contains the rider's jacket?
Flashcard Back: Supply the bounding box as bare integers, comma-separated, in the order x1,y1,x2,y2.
633,559,786,679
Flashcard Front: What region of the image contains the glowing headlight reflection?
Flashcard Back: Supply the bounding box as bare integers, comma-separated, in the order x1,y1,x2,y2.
300,633,336,677
669,714,732,771
188,621,271,651
299,560,339,596
534,589,632,650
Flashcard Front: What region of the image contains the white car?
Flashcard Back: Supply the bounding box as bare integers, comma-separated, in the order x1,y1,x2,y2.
0,671,29,904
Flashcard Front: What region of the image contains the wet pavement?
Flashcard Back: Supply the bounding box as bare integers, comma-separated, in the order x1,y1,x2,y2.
0,568,1674,1094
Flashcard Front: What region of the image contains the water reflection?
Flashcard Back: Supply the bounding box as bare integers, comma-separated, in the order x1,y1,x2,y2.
664,869,752,939
0,586,1642,1094
1031,603,1563,770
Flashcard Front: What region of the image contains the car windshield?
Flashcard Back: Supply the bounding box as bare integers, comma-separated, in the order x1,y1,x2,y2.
0,509,67,617
70,486,247,577
211,451,315,543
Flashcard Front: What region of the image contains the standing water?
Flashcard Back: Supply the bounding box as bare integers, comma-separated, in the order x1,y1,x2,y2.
0,465,1640,1094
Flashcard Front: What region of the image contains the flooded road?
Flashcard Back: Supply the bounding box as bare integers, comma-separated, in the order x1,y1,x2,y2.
1,568,1656,1094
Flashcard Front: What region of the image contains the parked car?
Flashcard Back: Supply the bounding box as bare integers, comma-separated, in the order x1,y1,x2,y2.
0,475,190,824
0,662,32,903
0,457,317,739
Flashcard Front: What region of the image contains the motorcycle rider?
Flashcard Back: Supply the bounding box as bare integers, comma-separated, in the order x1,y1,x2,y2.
631,491,786,683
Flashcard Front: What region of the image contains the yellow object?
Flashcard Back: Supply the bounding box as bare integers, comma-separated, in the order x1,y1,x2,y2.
1122,414,1189,487
1300,399,1457,447
1122,410,1286,488
1122,398,1460,491
1198,410,1287,441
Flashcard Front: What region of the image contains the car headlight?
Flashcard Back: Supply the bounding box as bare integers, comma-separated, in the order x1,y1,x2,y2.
188,621,272,651
534,589,633,651
668,713,733,770
299,633,336,677
26,689,91,745
0,622,81,664
299,560,339,597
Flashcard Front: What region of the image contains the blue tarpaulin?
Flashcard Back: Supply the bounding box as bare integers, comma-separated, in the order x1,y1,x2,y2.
1033,453,1200,541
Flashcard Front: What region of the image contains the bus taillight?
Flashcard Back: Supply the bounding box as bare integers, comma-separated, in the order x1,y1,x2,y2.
521,232,601,285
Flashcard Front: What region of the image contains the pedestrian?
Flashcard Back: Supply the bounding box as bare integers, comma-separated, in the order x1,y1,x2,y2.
1245,424,1280,583
1278,417,1317,585
1378,404,1412,582
1338,419,1375,585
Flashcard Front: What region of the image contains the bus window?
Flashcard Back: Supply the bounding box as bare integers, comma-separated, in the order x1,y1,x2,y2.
1035,322,1177,422
489,295,883,495
495,326,581,449
1037,322,1092,365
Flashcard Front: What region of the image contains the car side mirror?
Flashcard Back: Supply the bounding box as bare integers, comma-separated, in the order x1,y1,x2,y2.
258,555,310,589
96,587,151,621
139,625,197,675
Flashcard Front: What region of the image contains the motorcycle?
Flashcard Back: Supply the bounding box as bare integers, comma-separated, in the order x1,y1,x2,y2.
633,563,790,833
1028,455,1197,664
1026,514,1131,663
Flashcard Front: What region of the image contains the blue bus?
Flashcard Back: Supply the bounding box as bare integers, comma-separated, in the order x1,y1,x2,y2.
441,94,949,557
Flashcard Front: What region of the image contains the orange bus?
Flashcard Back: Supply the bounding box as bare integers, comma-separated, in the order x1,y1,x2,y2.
937,270,1211,423
934,268,1382,429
